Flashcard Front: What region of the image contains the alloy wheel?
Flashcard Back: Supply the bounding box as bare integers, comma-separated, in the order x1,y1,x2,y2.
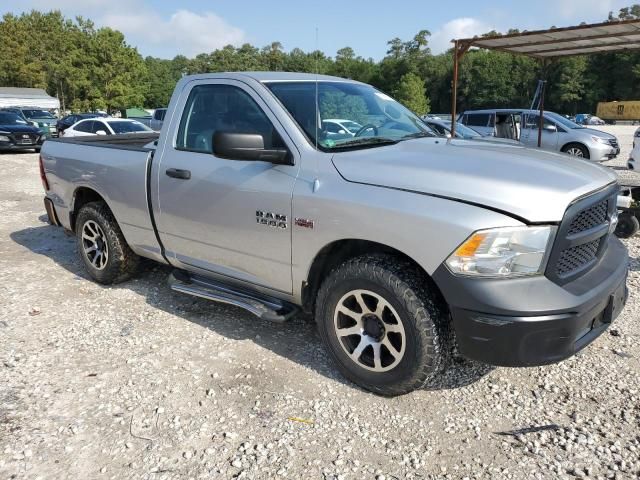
81,220,109,270
333,289,406,372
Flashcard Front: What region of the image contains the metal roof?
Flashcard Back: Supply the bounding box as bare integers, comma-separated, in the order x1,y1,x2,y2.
455,19,640,58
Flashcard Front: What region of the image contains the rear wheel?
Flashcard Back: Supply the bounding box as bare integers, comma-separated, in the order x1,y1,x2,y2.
561,143,590,159
76,201,140,284
315,255,453,396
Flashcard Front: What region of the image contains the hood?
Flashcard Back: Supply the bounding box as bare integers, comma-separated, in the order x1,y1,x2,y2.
0,123,42,134
28,117,56,126
579,127,615,140
331,138,617,222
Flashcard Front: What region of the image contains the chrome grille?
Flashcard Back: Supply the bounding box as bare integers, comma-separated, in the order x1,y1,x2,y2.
567,200,607,235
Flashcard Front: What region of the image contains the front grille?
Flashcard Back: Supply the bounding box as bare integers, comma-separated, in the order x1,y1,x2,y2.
567,200,607,235
546,185,618,284
556,238,601,276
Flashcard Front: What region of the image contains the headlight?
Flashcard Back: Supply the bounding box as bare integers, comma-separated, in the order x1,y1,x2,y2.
446,226,556,277
39,134,46,141
0,135,9,142
591,136,609,144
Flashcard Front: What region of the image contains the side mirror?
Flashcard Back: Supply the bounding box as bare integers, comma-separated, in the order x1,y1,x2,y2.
338,129,346,135
212,132,292,165
544,124,557,132
96,130,107,136
445,133,452,139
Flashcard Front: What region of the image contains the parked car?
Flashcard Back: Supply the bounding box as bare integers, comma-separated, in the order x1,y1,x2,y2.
63,118,153,137
629,136,639,170
0,111,45,152
150,108,167,131
57,113,101,134
2,107,58,137
322,118,363,138
421,117,518,144
460,109,619,161
40,72,628,396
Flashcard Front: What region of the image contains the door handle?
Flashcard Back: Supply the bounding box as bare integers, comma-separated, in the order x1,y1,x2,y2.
165,168,191,180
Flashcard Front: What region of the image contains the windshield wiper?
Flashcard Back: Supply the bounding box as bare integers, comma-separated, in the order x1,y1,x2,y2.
330,137,399,149
400,131,436,141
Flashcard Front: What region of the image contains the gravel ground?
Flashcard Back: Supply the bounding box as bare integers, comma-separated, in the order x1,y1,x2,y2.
1,132,639,479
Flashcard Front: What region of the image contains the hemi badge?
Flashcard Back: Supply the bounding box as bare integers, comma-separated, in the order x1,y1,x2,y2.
295,218,315,229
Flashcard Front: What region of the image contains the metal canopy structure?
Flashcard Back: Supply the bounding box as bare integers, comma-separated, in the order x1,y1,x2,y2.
449,19,640,142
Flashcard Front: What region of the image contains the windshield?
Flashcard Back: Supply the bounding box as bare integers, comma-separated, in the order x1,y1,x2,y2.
441,121,482,138
544,111,583,130
108,121,151,134
22,109,55,119
0,112,28,125
267,81,432,149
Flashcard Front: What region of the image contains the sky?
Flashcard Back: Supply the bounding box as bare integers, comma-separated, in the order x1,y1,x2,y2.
0,0,633,59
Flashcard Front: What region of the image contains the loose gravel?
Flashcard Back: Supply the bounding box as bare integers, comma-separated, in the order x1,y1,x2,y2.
0,134,639,479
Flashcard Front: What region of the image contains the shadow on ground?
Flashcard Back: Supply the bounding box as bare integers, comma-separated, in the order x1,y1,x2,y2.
11,221,494,393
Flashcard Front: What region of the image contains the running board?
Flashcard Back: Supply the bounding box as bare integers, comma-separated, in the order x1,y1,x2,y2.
168,270,298,323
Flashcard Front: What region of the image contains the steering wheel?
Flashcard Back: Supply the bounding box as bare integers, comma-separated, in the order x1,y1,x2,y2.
354,124,379,137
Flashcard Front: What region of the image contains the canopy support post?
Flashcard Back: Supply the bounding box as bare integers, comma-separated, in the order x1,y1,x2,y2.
537,59,548,148
450,41,470,139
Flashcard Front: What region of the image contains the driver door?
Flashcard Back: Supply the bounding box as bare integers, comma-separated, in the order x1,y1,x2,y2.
521,114,559,151
154,80,300,293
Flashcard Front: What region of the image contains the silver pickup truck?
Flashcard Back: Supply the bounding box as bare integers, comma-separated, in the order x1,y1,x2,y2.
40,72,628,395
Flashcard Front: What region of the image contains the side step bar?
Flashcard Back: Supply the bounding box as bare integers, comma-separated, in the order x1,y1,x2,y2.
168,270,298,323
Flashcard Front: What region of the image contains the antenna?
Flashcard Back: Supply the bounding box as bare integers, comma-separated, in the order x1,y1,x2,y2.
313,27,320,193
315,27,319,152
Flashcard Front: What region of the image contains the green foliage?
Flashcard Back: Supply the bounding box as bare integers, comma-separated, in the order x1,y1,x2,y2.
394,73,430,115
3,5,640,114
319,90,369,125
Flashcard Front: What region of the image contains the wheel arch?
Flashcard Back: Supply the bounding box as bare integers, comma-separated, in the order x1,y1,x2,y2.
70,186,111,232
301,238,445,315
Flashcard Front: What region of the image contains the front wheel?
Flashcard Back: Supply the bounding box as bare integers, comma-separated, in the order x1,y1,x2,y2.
315,255,453,396
562,143,590,159
76,201,140,284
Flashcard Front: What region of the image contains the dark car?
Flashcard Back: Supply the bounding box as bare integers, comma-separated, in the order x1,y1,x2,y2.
56,113,100,134
0,111,45,152
2,107,59,137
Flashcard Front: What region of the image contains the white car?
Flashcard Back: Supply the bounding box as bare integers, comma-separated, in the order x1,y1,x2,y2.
629,137,639,170
63,118,152,137
322,119,363,137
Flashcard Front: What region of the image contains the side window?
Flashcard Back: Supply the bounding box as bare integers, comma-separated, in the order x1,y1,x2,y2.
324,122,340,133
466,114,490,127
155,109,166,121
523,114,555,130
75,121,94,133
176,84,283,154
93,121,110,134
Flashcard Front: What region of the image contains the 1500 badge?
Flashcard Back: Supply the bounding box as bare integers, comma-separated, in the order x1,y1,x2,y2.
256,210,288,229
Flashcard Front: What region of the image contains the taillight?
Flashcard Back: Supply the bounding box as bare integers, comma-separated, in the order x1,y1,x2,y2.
39,154,50,191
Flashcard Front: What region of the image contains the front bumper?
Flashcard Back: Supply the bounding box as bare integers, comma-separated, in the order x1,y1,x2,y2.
0,142,43,151
433,236,628,367
589,142,619,161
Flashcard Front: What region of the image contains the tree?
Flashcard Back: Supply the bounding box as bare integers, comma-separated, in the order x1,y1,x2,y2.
394,73,430,115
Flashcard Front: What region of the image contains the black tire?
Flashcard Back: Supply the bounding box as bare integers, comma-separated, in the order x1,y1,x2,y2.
561,143,590,159
315,254,453,396
75,201,140,284
615,212,639,239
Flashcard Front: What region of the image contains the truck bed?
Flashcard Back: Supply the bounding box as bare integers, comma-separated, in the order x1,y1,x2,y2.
48,132,159,151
